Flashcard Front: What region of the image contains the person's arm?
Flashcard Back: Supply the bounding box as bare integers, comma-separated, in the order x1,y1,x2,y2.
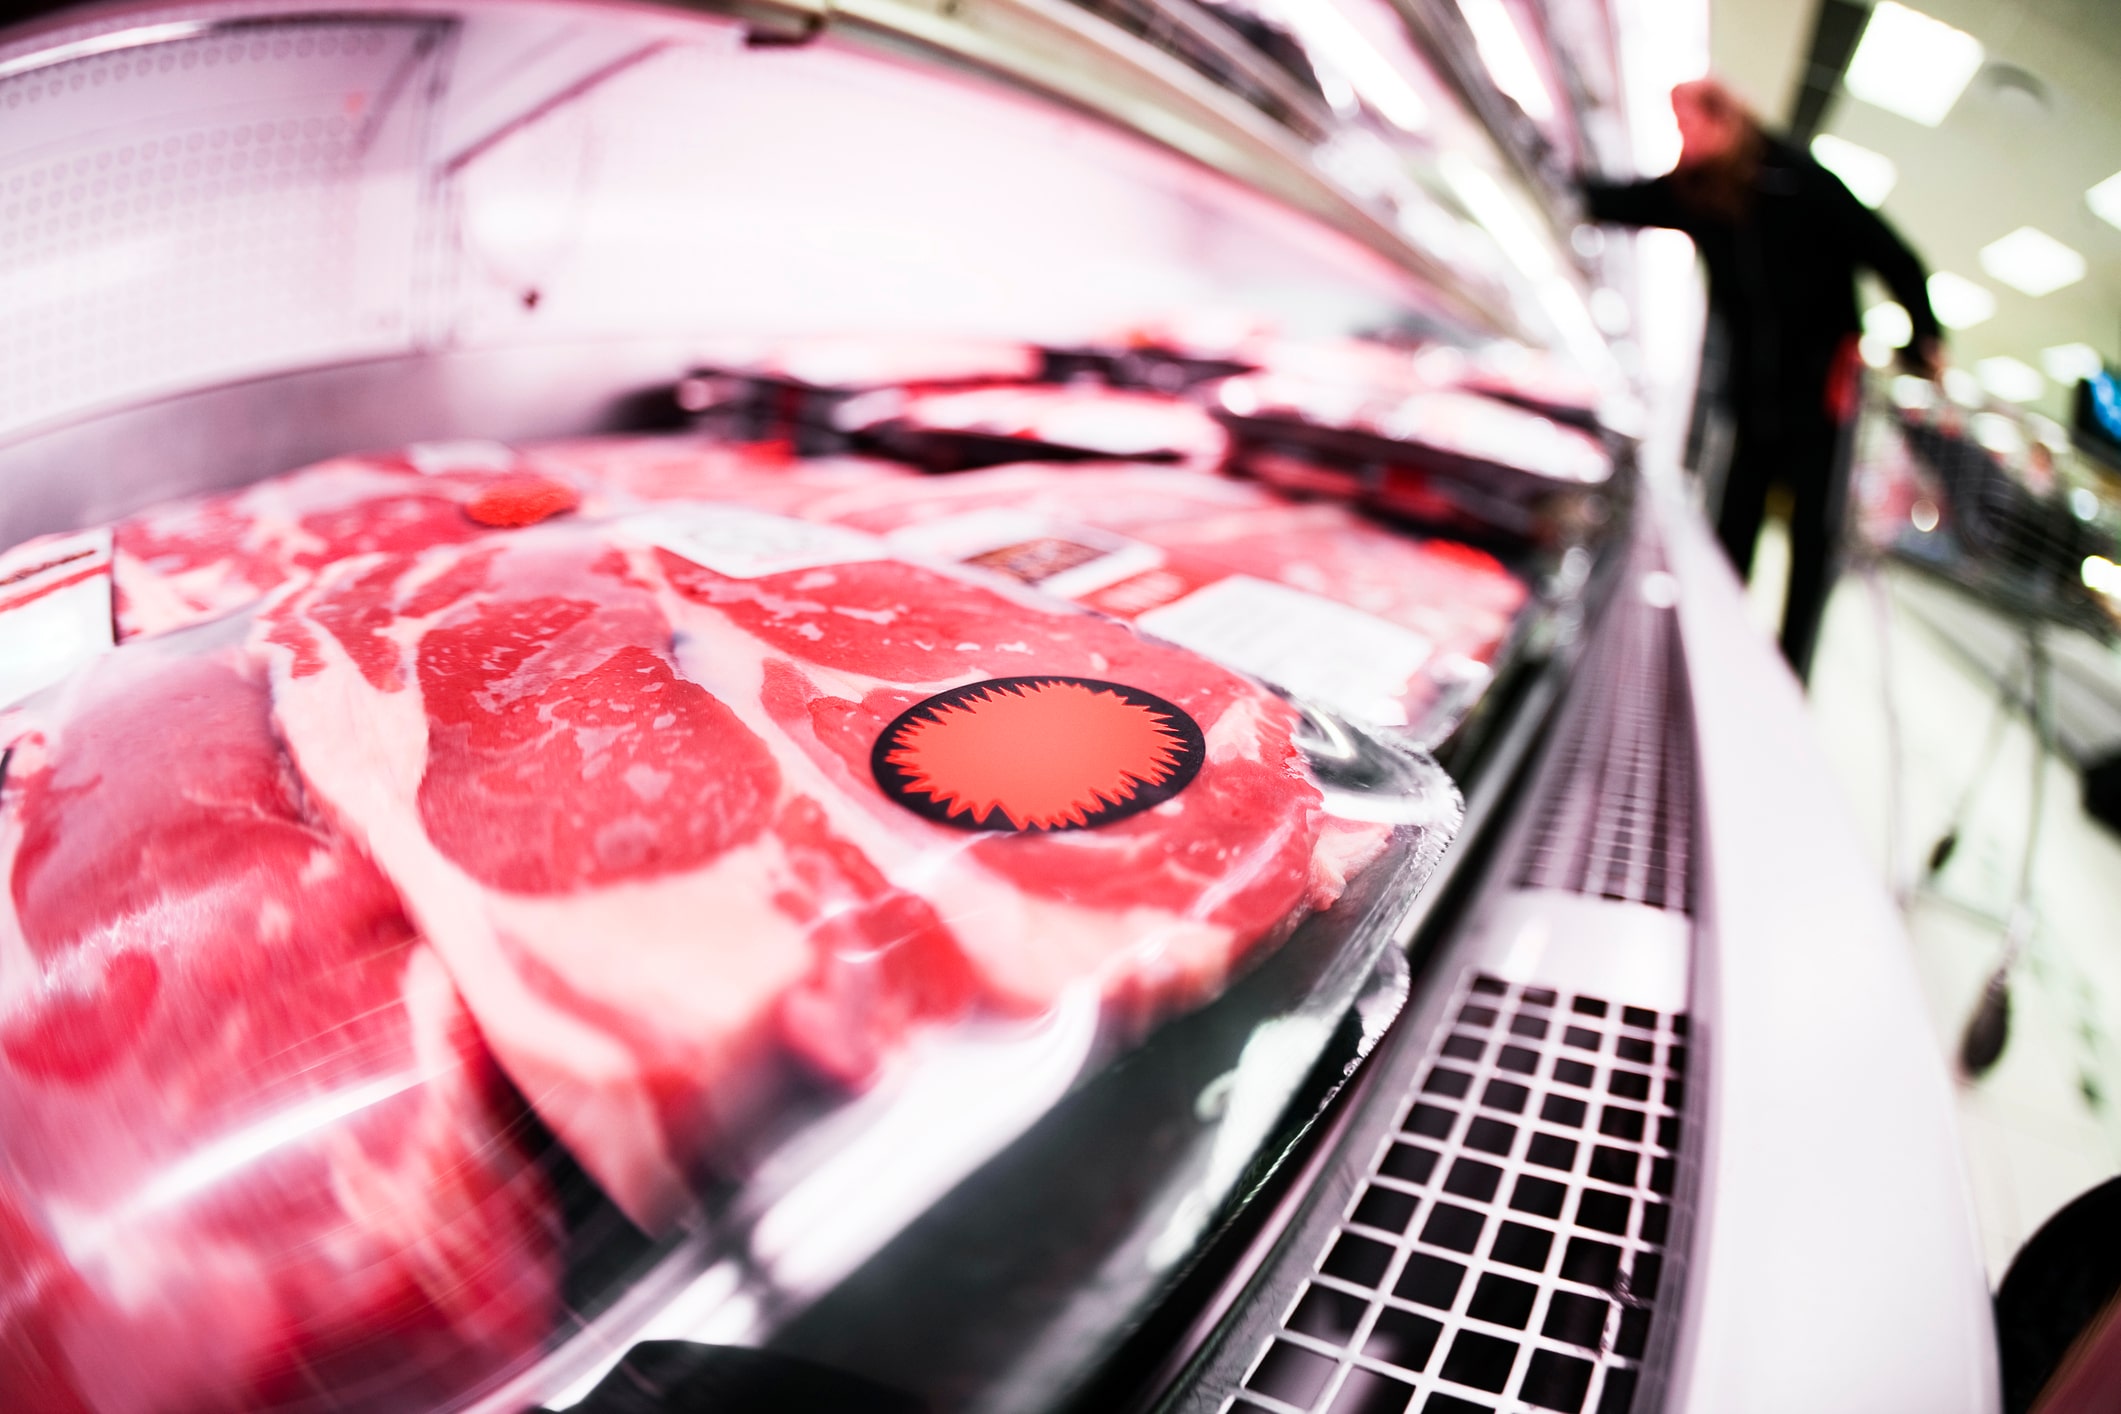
1580,174,1690,232
1824,176,1943,374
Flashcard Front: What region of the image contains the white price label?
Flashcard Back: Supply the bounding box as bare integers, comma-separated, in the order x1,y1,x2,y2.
885,509,1163,599
624,505,888,579
0,528,115,707
1136,575,1432,727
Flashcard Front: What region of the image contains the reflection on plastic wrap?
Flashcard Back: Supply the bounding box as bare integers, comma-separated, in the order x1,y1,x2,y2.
1,442,1462,1411
0,624,563,1411
780,462,1529,745
833,384,1231,471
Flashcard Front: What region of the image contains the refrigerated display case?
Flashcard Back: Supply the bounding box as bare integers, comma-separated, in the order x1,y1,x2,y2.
0,1,1996,1411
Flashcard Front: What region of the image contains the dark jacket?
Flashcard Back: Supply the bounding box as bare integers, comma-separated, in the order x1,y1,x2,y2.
1584,136,1939,420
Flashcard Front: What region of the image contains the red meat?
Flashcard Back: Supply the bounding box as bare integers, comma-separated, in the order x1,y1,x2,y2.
788,465,1529,737
98,451,588,641
0,629,560,1413
259,513,1374,1232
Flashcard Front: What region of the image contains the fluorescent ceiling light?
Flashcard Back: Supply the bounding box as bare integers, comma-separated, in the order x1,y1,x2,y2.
1976,355,2045,404
1890,374,1935,409
1978,226,2086,297
1863,301,1913,346
1455,0,1555,123
2085,555,2121,598
1972,410,2028,455
2088,171,2121,232
1811,134,1897,207
1943,365,1983,407
2043,342,2104,384
1927,271,1996,329
1843,2,1985,127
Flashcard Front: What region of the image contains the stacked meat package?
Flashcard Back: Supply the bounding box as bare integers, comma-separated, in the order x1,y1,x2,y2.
0,422,1489,1410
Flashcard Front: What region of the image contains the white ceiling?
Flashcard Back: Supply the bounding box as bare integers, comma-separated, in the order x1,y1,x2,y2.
1711,0,2121,422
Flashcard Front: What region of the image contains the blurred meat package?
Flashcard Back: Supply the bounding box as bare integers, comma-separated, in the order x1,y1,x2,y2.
0,626,561,1411
676,335,1046,443
831,383,1230,471
1209,353,1615,544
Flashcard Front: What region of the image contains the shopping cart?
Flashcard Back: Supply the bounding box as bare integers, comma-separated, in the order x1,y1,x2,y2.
1873,406,2116,1076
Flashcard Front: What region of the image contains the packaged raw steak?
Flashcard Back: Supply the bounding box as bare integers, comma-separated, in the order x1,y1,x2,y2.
1213,371,1614,544
674,335,1045,445
1039,310,1275,391
4,439,901,669
830,383,1230,471
0,622,563,1412
536,436,912,514
1454,339,1604,426
790,464,1530,742
255,507,1398,1233
19,444,594,648
1222,334,1605,424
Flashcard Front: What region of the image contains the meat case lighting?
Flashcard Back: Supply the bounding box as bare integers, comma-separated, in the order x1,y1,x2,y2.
1978,225,2087,297
1809,132,1897,208
1262,0,1430,132
1927,270,1997,330
1842,1,1986,128
1453,0,1556,123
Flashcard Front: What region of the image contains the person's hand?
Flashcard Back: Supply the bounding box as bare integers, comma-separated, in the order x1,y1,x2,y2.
1900,336,1945,381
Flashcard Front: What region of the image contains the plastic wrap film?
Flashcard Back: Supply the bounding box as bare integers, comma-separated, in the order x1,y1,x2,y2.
769,461,1532,746
0,439,1463,1412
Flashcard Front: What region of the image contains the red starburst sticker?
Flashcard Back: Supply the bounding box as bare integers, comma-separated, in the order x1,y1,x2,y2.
871,676,1205,831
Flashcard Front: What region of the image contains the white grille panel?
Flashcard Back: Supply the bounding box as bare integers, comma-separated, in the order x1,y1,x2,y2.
1224,973,1687,1414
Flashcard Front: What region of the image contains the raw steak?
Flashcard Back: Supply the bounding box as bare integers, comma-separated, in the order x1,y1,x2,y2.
0,622,560,1413
259,512,1376,1232
792,466,1529,735
677,336,1045,440
535,436,912,515
96,449,585,641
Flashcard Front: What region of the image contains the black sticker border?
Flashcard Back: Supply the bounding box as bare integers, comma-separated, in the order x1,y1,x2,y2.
871,675,1205,832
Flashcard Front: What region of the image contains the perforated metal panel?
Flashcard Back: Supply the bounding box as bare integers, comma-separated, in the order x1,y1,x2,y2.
1226,974,1686,1414
0,16,448,437
1515,576,1692,914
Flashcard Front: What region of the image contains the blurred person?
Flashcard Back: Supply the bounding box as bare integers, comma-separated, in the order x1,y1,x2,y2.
1584,77,1943,682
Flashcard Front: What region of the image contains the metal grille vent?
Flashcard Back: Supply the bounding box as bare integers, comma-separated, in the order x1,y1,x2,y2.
1516,584,1694,913
1227,974,1687,1414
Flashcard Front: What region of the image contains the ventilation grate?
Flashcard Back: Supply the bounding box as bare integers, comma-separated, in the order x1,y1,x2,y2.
1226,974,1687,1414
1515,579,1694,914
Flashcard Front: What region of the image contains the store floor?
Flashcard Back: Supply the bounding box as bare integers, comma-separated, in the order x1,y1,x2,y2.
1746,518,2121,1284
